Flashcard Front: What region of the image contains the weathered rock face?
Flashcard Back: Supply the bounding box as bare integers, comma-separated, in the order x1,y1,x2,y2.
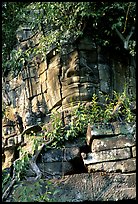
48,172,136,202
2,27,136,201
35,122,136,176
36,122,136,201
84,122,136,173
2,28,136,125
8,122,136,202
37,137,86,177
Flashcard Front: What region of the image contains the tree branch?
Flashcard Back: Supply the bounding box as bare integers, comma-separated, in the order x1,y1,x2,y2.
115,27,125,42
2,138,55,201
115,26,134,50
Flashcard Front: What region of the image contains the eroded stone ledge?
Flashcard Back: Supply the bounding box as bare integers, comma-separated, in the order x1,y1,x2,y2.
83,147,131,165
87,158,136,173
48,172,136,201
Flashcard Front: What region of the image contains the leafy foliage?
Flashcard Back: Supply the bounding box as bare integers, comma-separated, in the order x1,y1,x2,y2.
44,89,135,148
12,179,59,202
2,88,135,201
2,2,136,76
2,169,11,195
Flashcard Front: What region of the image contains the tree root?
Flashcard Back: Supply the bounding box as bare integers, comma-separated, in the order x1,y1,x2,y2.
2,138,54,201
24,139,54,182
2,178,16,201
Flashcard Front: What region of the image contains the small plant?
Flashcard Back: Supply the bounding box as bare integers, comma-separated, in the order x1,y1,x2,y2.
89,94,103,123
2,87,135,202
2,169,11,194
14,150,31,181
46,111,65,147
12,179,59,202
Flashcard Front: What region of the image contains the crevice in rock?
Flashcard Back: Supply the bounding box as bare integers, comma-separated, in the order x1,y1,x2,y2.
69,157,88,174
64,145,91,175
58,58,65,125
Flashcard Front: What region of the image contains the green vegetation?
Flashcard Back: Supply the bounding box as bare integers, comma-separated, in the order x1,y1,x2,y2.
2,89,135,202
46,90,135,148
12,179,59,202
2,2,136,201
2,2,136,76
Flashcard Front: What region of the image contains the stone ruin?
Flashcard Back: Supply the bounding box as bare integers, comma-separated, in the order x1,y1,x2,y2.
2,26,136,201
35,122,136,201
2,26,136,121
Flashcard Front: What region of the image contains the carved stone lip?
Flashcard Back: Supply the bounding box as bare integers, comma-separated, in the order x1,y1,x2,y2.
62,76,99,85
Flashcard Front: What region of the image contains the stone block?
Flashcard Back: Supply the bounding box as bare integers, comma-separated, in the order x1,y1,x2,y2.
99,64,111,94
7,137,15,146
62,76,80,86
17,134,23,144
38,60,47,76
3,147,16,169
31,97,39,111
78,37,97,51
111,122,121,135
91,123,114,136
39,71,47,83
39,81,46,93
48,54,61,69
14,136,19,144
25,77,38,98
36,83,42,95
82,147,131,165
119,123,136,135
29,66,37,78
90,122,136,137
91,134,136,152
62,83,80,98
64,147,80,161
9,78,21,90
87,158,136,173
37,161,74,176
41,148,63,162
132,146,136,157
40,147,80,163
111,122,136,135
48,172,136,201
46,61,61,109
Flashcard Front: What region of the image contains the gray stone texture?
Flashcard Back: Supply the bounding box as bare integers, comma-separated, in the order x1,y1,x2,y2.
48,172,136,201
2,32,136,119
87,158,136,173
37,161,74,176
83,147,131,165
2,29,136,201
91,122,136,136
39,147,80,163
132,146,136,157
91,134,136,152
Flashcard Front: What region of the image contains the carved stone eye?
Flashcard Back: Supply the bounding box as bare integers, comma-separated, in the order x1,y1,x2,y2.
67,70,75,78
66,65,79,78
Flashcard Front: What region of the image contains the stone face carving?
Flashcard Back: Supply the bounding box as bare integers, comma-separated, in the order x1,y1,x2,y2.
2,32,136,120
2,27,136,202
62,41,100,110
45,36,113,112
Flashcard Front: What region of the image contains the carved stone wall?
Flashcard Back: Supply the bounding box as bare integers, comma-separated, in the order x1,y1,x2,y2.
7,122,136,201
2,25,136,202
36,122,136,201
2,28,136,125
